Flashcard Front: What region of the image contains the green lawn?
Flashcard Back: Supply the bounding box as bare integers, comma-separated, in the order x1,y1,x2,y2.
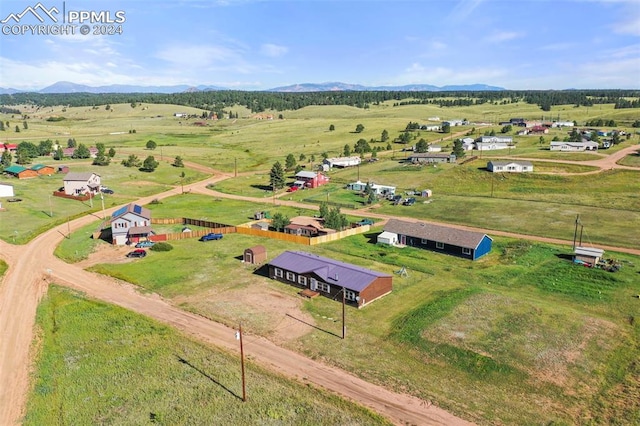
82,228,640,425
25,285,390,426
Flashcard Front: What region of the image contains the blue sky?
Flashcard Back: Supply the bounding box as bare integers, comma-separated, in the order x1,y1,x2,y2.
1,0,639,90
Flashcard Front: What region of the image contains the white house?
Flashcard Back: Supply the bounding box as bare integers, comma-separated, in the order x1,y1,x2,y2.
323,156,361,169
475,142,514,151
478,136,513,144
461,138,475,151
487,160,533,173
0,182,14,198
347,181,396,196
110,203,152,245
422,125,441,131
62,172,101,196
443,119,465,127
550,141,598,152
551,121,575,128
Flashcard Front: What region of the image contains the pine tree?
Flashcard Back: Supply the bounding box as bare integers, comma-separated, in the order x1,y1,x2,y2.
269,161,285,190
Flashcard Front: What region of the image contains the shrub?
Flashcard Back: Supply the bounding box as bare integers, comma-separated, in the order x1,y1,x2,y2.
150,242,173,252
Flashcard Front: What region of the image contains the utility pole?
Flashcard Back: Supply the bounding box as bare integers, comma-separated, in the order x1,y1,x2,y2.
572,214,580,250
236,324,247,402
100,192,105,219
48,194,53,217
342,287,346,339
234,158,237,178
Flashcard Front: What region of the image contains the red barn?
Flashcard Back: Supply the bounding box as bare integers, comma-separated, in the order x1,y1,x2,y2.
294,171,330,189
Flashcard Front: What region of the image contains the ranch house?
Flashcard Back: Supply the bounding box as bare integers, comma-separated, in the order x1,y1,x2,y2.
268,251,393,308
407,153,456,164
379,219,493,260
487,160,533,173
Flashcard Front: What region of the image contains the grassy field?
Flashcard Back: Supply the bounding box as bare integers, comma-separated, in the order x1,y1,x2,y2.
25,285,390,425
4,99,639,424
76,227,640,425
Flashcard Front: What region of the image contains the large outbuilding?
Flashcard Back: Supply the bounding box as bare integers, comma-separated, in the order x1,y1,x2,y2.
268,251,392,308
379,219,493,260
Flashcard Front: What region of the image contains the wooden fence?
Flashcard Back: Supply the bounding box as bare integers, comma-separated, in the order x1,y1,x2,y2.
148,217,371,245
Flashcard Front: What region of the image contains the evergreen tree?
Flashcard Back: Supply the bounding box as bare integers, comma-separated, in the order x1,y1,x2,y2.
15,149,31,165
0,121,4,131
173,155,185,167
17,141,39,158
146,140,157,150
67,138,77,148
15,125,20,133
452,139,465,158
1,150,11,168
329,124,335,131
23,121,28,130
269,161,285,190
381,129,389,142
92,143,110,166
271,212,290,232
441,122,451,134
53,146,64,160
121,154,141,168
108,147,116,157
38,139,53,156
343,144,351,156
415,138,428,153
285,153,296,170
72,143,91,159
324,206,348,231
142,155,159,172
319,201,329,218
355,124,365,133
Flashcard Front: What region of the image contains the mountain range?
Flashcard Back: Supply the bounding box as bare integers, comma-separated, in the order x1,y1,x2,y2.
0,81,506,95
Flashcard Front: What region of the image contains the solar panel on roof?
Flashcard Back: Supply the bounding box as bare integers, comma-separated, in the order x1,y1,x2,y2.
133,205,142,214
113,206,127,218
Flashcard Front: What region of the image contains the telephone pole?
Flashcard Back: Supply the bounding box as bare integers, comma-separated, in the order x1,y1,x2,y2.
236,324,247,402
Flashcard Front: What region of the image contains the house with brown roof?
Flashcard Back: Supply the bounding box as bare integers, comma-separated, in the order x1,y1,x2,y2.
284,216,335,237
268,251,392,308
379,219,493,260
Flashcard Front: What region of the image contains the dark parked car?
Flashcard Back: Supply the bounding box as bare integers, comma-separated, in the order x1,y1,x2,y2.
126,249,147,258
200,233,223,241
403,197,416,206
100,187,114,194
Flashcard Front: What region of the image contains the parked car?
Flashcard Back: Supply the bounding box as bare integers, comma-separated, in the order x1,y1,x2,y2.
403,197,416,206
287,185,300,192
126,249,147,258
200,233,223,241
356,218,374,226
100,187,114,194
135,241,155,248
392,195,403,205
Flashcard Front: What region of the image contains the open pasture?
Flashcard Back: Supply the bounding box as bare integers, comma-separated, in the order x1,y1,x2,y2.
25,285,389,425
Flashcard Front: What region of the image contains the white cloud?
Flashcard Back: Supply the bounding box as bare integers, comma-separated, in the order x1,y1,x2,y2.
613,14,640,36
484,31,523,43
448,0,485,21
155,44,243,69
260,43,288,58
396,62,508,86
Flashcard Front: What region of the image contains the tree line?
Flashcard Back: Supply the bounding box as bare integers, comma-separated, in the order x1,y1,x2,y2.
1,90,638,114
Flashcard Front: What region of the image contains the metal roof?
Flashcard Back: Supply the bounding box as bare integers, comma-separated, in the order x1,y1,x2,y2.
64,172,98,181
269,251,390,292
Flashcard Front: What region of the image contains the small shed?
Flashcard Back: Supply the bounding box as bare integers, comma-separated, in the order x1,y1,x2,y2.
244,245,267,265
57,165,70,174
574,246,604,266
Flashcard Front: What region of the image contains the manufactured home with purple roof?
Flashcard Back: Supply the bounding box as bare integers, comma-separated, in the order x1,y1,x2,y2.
268,251,392,308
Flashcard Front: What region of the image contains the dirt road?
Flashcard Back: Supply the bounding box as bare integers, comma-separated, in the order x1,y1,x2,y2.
1,145,639,425
0,175,473,426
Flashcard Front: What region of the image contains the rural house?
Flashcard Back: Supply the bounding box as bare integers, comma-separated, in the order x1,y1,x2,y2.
346,181,396,197
294,171,330,189
109,203,153,245
550,141,598,152
323,156,361,169
487,160,533,173
284,216,334,237
407,153,456,164
268,251,393,308
62,172,101,196
379,219,493,260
